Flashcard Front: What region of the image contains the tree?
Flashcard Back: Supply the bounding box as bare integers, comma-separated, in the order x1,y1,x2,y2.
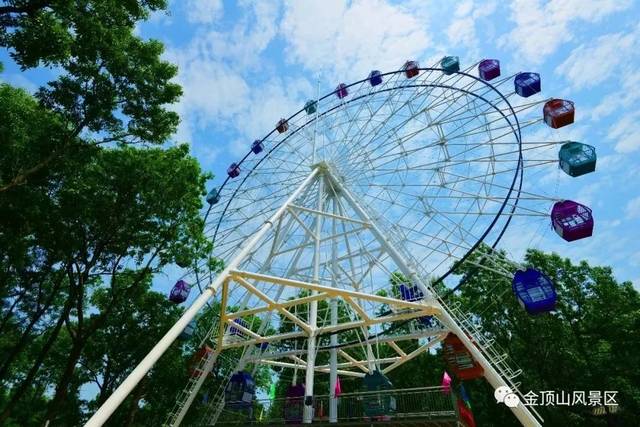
0,0,180,192
0,2,217,425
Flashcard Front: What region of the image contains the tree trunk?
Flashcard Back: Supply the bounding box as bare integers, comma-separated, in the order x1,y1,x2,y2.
123,379,146,427
0,289,26,333
0,298,71,424
0,280,63,382
44,338,85,423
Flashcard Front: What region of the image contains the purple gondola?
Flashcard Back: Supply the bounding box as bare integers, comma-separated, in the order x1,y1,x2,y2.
551,200,594,242
335,83,348,99
478,59,500,81
512,268,557,314
227,163,240,178
284,384,305,424
169,280,191,304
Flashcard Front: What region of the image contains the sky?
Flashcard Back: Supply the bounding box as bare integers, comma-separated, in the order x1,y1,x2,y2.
2,0,639,290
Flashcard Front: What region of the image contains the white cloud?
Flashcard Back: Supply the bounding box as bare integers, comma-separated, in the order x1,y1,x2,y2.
591,68,640,120
625,196,640,219
556,29,640,90
500,0,632,64
185,0,223,24
607,110,640,153
281,0,431,81
166,2,283,142
446,0,497,59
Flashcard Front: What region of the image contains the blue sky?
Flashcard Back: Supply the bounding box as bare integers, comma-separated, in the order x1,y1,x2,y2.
2,0,639,290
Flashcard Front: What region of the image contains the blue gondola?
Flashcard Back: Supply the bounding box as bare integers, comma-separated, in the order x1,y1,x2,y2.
559,142,596,177
514,72,541,97
399,284,432,326
369,70,383,86
229,318,248,337
399,283,424,301
251,140,264,154
225,371,256,412
362,370,396,420
512,268,557,314
179,319,197,341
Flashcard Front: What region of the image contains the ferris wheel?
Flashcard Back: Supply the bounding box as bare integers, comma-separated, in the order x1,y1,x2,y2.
87,57,596,427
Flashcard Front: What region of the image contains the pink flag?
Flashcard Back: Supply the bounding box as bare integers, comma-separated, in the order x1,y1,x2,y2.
441,371,452,394
335,376,342,397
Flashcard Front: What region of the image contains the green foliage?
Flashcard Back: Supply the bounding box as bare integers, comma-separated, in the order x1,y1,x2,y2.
0,1,218,422
445,247,640,426
0,0,180,192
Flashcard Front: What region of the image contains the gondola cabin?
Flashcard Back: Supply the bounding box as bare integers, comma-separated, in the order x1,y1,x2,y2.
284,384,305,424
514,72,541,97
512,268,557,314
179,319,197,341
304,100,317,115
369,70,383,86
418,316,434,327
442,333,484,380
335,83,348,99
399,283,424,301
361,370,396,420
251,139,264,154
206,188,220,205
169,280,191,304
229,318,249,337
225,371,256,411
441,56,460,75
403,60,419,78
399,284,433,327
227,162,241,178
276,118,289,133
478,59,500,81
544,99,575,129
551,200,594,242
188,345,214,377
558,142,596,177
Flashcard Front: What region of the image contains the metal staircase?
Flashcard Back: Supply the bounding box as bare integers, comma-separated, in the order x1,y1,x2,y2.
163,319,221,427
443,300,542,421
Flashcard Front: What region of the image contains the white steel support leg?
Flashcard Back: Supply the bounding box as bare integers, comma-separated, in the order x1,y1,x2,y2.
85,169,319,427
303,176,324,424
327,170,542,427
329,197,338,423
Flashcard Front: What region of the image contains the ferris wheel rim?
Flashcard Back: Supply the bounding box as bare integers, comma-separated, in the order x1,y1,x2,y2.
201,67,524,294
